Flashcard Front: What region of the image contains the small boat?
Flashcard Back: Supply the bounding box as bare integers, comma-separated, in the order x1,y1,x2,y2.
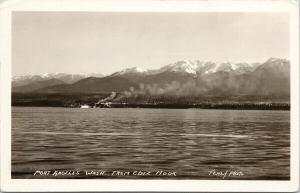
80,104,90,108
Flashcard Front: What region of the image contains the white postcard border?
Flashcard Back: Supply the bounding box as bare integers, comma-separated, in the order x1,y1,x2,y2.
0,0,299,192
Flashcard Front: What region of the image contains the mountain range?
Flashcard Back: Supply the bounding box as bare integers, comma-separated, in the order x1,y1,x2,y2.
12,72,105,86
12,58,290,99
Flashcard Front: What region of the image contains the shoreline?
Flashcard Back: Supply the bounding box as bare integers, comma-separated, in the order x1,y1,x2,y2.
12,103,290,111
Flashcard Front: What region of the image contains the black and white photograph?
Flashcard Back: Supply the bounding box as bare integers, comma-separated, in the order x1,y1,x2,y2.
0,0,299,192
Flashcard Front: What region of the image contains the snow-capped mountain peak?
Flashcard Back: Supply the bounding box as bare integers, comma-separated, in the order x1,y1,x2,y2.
134,67,146,73
12,72,106,87
266,57,287,63
41,73,50,78
155,60,258,75
113,67,147,76
84,73,106,78
265,57,289,67
159,60,202,75
12,58,288,89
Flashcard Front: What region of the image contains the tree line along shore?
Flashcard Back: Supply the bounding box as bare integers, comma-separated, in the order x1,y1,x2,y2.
12,93,290,110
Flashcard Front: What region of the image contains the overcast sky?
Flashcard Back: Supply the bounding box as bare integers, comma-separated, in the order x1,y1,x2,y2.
12,12,289,76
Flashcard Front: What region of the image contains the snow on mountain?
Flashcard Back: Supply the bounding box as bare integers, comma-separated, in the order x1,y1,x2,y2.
41,73,50,78
266,57,288,63
262,57,289,69
12,75,45,82
84,73,106,78
12,72,106,87
122,67,146,73
231,63,258,74
154,60,257,75
158,60,200,74
11,58,289,96
254,57,290,77
213,62,233,73
12,58,287,88
112,67,147,76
